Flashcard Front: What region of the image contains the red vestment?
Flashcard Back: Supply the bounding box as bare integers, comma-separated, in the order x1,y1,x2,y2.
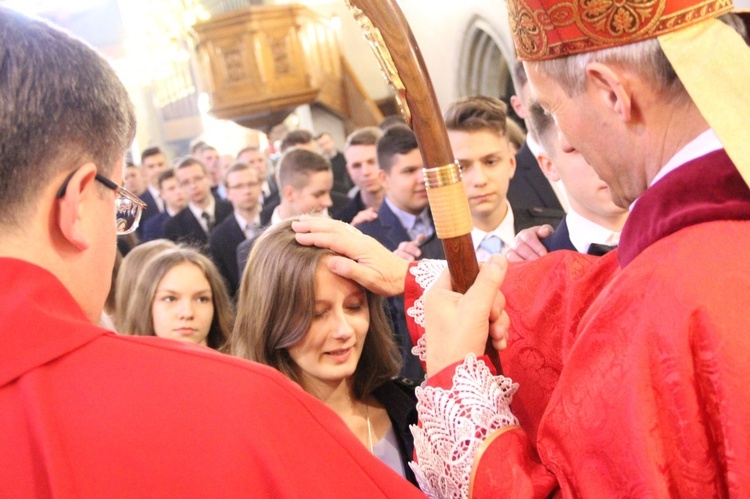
0,259,423,497
405,149,750,497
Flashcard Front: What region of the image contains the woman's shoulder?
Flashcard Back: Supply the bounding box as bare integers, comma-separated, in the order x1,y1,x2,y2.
374,377,421,406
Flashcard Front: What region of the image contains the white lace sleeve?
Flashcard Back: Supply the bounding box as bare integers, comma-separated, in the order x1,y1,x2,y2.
407,259,447,361
409,354,519,498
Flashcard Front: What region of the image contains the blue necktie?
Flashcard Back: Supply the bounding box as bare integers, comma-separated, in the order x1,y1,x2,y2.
410,216,429,241
479,235,503,255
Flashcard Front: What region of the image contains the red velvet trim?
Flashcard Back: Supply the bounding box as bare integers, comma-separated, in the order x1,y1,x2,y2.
618,149,750,267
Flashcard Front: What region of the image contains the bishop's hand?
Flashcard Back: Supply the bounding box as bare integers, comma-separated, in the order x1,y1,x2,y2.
424,254,510,376
292,216,409,297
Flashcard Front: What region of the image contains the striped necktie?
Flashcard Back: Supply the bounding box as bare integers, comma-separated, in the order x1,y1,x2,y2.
201,212,214,233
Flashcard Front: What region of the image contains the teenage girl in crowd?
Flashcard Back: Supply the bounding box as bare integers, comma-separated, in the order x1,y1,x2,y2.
114,239,178,330
120,246,232,350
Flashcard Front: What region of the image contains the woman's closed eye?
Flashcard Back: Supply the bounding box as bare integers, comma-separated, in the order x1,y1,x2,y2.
345,301,365,312
313,307,328,319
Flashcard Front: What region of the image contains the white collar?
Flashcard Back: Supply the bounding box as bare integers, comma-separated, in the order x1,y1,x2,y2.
188,196,216,221
270,205,284,226
234,211,260,230
525,134,544,159
148,184,164,212
566,209,620,254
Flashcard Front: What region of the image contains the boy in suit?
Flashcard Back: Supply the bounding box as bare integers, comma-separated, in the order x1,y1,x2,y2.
136,146,170,236
237,148,336,272
209,162,262,297
336,126,385,225
164,157,232,249
357,125,443,379
444,96,535,261
141,168,187,242
357,125,444,261
507,61,568,227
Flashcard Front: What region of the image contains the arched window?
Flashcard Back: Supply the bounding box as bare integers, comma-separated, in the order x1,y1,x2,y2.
458,19,513,100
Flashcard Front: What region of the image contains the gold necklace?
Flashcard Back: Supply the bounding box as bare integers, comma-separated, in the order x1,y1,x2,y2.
365,404,374,454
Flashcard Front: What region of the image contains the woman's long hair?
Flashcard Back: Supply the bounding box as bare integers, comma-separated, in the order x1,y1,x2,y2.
120,247,233,350
230,219,400,399
114,239,177,330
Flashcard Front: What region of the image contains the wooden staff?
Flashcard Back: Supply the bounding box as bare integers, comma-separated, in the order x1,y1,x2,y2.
346,0,503,375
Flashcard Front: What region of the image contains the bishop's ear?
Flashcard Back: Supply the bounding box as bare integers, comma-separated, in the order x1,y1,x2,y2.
56,164,98,251
584,62,633,123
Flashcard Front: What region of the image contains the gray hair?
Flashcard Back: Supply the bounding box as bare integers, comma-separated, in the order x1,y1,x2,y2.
532,13,746,101
531,38,686,100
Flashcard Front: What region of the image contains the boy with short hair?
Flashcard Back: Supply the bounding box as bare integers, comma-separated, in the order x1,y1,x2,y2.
141,168,187,242
337,126,385,225
357,125,444,260
444,96,537,261
237,148,336,271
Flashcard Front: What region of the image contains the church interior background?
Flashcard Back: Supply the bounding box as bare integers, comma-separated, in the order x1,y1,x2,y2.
0,0,686,163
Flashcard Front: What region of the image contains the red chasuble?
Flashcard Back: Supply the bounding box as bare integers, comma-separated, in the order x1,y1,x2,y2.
405,149,750,497
0,260,423,498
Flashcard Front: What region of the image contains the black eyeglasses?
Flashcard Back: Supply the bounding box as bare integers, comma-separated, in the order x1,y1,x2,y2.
56,169,147,235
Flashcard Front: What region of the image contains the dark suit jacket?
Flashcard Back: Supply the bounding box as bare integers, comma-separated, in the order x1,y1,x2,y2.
357,201,444,379
357,202,445,259
260,176,279,211
541,216,577,253
372,378,420,486
508,142,566,228
335,191,366,224
137,188,161,238
141,211,170,242
236,230,261,279
330,151,353,195
163,200,233,250
209,215,247,297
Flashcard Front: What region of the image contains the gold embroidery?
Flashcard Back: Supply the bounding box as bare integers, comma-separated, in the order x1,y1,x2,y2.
509,0,732,60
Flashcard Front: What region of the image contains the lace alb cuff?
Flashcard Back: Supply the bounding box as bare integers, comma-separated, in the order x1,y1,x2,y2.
409,354,519,498
407,259,447,361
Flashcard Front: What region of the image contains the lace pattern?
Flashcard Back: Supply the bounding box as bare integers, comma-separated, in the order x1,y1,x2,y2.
408,260,446,361
412,335,427,362
410,259,448,289
409,354,519,498
407,259,447,328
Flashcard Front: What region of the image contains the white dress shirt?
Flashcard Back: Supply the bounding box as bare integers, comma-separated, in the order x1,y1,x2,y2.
565,209,621,254
188,197,216,233
470,201,517,262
